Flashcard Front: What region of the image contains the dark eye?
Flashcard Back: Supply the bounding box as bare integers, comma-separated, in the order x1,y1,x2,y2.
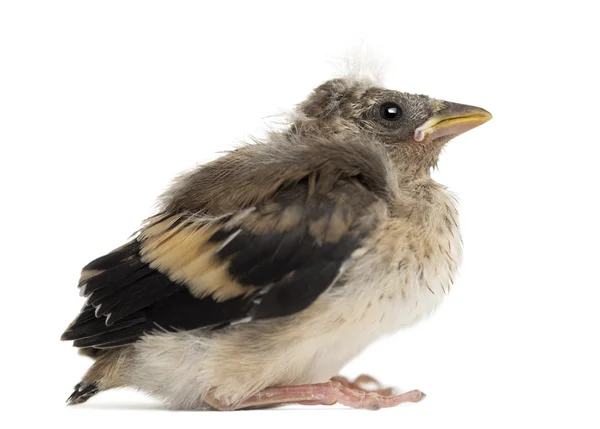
379,102,403,121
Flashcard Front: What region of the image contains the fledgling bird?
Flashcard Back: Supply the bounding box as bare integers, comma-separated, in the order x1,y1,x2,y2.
61,70,491,410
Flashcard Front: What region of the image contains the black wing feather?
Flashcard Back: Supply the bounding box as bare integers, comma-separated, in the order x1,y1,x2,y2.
61,179,383,349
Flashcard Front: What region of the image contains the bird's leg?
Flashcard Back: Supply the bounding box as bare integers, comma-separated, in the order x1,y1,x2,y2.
331,374,395,396
203,381,424,410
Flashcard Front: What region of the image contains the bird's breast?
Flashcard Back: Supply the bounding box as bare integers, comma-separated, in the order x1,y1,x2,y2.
337,200,462,335
285,221,462,384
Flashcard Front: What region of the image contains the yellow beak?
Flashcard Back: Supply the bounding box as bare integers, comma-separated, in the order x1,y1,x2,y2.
414,102,492,142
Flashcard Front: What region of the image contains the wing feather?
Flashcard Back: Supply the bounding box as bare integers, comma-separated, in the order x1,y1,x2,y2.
61,178,386,349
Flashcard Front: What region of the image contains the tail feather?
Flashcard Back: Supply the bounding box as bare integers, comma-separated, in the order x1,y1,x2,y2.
66,348,128,406
67,382,99,405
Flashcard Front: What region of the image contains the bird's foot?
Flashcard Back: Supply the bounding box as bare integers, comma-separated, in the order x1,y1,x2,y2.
204,381,425,410
331,374,395,396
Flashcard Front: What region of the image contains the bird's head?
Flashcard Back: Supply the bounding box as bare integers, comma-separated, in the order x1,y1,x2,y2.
294,77,492,175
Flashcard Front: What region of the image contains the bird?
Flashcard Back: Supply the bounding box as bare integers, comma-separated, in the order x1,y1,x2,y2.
61,69,491,410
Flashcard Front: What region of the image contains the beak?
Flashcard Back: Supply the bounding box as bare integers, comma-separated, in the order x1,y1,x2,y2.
414,101,492,142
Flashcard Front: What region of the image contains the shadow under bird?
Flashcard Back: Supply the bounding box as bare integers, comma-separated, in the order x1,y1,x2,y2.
61,73,491,410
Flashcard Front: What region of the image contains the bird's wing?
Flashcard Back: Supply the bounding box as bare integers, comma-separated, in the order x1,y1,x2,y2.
61,179,386,348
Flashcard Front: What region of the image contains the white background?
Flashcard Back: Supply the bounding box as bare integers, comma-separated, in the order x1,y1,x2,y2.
1,1,599,428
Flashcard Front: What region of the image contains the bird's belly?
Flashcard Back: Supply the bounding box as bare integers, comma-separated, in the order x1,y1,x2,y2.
334,253,457,334
367,267,447,331
290,253,457,383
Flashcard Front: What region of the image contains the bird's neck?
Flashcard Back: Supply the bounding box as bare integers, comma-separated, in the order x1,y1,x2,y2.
389,145,440,179
388,155,434,186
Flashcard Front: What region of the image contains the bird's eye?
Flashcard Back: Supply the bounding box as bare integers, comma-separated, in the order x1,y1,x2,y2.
379,102,403,121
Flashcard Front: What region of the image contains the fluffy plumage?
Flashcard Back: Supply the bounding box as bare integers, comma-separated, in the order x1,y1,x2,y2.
61,70,491,410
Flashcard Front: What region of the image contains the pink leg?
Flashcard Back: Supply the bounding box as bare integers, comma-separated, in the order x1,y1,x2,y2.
331,374,395,396
204,381,425,410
